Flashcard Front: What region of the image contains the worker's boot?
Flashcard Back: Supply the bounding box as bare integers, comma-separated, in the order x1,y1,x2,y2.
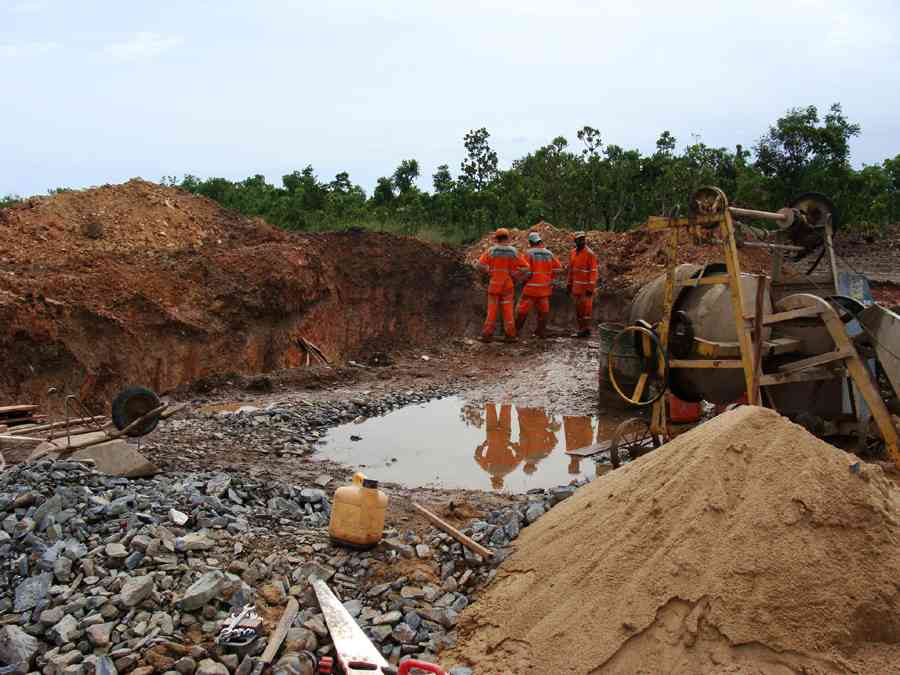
515,314,527,336
536,316,548,339
576,318,591,338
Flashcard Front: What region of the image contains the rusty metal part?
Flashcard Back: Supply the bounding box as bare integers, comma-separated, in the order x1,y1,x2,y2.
689,186,728,226
609,417,660,468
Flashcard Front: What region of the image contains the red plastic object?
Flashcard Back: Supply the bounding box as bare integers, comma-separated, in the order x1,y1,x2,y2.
713,392,748,416
398,660,447,675
317,656,333,673
667,393,702,423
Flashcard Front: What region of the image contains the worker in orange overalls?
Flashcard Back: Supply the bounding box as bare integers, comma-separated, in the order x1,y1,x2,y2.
474,403,521,490
516,407,559,476
567,231,600,338
564,415,594,475
477,228,529,343
515,232,562,339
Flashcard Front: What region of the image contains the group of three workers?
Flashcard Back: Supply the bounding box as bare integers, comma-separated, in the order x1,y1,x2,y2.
476,227,599,342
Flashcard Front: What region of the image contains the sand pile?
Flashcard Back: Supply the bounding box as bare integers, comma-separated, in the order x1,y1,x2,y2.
446,407,900,674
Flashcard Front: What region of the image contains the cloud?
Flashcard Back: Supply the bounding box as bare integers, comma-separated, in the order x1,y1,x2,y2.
103,32,183,62
7,0,49,13
0,41,59,58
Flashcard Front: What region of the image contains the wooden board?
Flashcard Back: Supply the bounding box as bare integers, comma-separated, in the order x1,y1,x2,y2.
565,439,612,457
412,503,493,559
0,405,39,414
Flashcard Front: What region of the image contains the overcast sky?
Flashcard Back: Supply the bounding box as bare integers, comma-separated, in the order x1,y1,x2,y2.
2,0,898,197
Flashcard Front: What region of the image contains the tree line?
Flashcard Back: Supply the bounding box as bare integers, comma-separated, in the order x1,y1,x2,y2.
4,104,898,243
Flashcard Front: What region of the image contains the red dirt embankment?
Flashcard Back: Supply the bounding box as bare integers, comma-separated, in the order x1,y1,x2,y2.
0,180,481,410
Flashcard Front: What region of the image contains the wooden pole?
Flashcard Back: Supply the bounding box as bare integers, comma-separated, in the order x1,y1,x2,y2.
721,209,758,405
750,275,767,405
412,502,493,559
253,597,299,674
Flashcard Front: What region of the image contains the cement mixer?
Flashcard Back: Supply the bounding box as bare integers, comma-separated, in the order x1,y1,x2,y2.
604,186,900,468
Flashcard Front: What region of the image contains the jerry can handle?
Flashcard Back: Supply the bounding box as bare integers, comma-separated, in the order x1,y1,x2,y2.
397,660,446,675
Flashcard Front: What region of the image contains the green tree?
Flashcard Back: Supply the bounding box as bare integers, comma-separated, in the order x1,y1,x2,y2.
392,159,420,194
460,128,499,190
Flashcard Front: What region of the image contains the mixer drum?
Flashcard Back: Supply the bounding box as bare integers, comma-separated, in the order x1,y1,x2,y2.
629,264,773,404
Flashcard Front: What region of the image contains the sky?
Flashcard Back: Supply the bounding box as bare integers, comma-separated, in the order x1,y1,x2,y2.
2,0,899,198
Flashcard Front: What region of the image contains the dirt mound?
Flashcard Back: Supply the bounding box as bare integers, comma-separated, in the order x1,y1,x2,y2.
446,407,900,674
464,222,777,293
0,181,481,410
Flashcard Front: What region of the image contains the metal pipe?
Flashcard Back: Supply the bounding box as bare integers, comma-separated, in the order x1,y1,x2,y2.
728,206,788,222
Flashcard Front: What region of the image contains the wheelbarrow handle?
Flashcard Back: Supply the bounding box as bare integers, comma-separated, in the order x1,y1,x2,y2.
398,660,446,675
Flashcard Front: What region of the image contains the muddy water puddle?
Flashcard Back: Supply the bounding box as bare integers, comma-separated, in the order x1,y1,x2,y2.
316,396,624,493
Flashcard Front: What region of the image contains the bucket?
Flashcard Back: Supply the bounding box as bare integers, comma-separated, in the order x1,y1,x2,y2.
598,322,642,395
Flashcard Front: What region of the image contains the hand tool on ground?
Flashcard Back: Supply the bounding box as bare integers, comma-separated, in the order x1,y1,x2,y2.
216,603,262,648
312,578,447,675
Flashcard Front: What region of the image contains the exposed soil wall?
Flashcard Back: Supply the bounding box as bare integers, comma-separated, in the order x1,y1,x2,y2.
0,181,482,410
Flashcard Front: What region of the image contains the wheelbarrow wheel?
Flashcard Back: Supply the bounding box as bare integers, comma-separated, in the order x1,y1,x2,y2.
112,386,162,437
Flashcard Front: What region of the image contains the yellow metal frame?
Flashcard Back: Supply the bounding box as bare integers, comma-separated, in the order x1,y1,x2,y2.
644,210,760,439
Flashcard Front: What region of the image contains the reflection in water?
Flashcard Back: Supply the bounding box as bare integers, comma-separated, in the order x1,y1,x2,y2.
517,408,559,477
474,404,520,490
563,416,594,476
316,396,622,493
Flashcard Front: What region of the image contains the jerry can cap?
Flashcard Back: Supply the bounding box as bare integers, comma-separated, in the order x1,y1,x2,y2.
362,478,379,489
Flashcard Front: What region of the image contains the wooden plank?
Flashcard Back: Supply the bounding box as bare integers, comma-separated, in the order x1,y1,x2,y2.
8,416,106,435
412,502,493,559
742,241,805,252
676,275,730,288
759,367,841,386
762,306,823,326
751,275,767,404
254,597,299,673
670,359,745,369
0,405,39,414
776,348,852,374
565,440,612,457
722,209,758,404
767,337,802,355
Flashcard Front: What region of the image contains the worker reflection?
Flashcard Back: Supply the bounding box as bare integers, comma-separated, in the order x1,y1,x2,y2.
474,403,521,490
564,416,594,475
516,407,559,475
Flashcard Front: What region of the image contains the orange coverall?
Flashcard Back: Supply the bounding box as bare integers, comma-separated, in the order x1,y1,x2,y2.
568,246,599,333
564,415,594,474
517,407,559,476
474,403,520,490
478,245,529,339
516,245,562,337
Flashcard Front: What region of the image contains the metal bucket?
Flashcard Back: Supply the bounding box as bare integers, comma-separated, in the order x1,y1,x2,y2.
598,322,642,394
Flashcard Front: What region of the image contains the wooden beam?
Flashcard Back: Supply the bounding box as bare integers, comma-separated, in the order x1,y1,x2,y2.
722,209,758,404
751,276,767,404
670,359,745,369
412,502,494,559
776,348,852,374
759,367,841,386
253,597,299,674
762,306,823,325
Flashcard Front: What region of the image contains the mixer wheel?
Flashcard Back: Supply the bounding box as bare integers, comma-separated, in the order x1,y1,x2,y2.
688,186,729,227
609,417,661,468
608,324,669,407
790,192,839,230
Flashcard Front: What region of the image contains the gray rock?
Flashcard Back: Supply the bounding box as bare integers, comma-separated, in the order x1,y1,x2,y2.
415,544,432,559
370,625,392,642
40,606,66,626
206,475,231,498
169,509,189,526
292,561,335,585
302,616,328,638
373,610,402,625
14,572,51,611
49,614,79,645
54,556,74,583
120,575,155,607
342,598,363,618
95,655,118,675
174,656,197,675
105,543,128,559
449,668,474,675
403,611,421,631
178,571,228,611
284,626,317,652
0,625,39,673
549,485,577,505
195,659,229,675
525,503,545,524
175,532,214,553
391,622,416,644
299,488,325,503
86,622,114,648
